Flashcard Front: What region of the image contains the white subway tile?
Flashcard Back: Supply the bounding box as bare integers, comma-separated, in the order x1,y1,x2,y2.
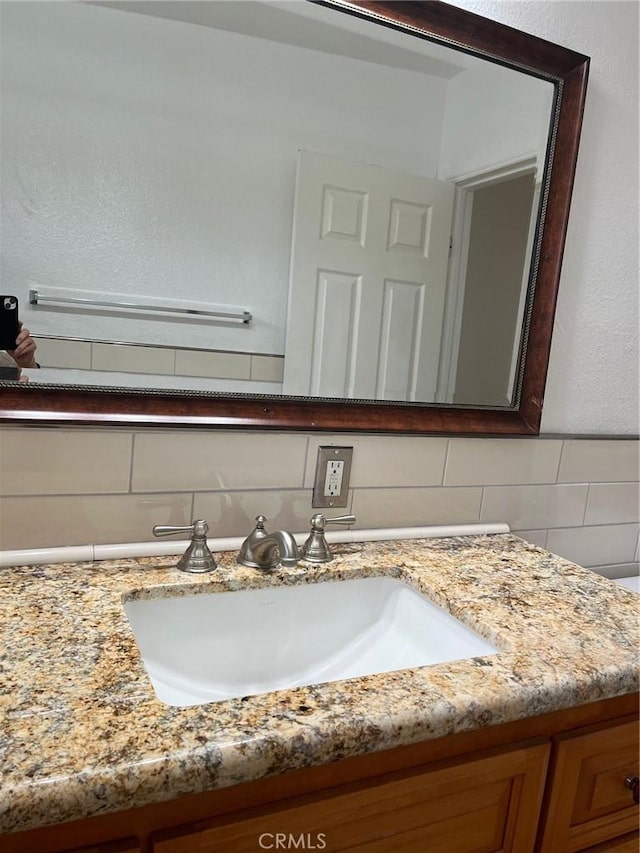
0,429,132,496
584,482,640,525
352,487,482,529
511,529,548,548
304,435,447,489
588,563,639,580
251,355,284,382
193,489,318,538
444,438,562,486
92,342,175,375
480,484,588,530
132,431,308,492
0,493,192,550
174,350,250,380
34,337,91,370
546,524,640,568
558,439,640,483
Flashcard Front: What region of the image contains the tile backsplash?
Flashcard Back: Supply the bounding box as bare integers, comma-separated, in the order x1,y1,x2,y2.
34,336,285,383
0,430,637,578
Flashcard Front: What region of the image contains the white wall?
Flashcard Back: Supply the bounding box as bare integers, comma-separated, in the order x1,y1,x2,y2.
0,1,446,355
449,0,639,435
438,57,554,181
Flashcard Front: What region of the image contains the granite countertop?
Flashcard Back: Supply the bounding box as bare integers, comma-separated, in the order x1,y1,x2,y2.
1,533,638,835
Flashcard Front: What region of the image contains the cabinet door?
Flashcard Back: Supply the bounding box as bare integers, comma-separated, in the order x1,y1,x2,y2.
539,718,639,852
152,742,549,853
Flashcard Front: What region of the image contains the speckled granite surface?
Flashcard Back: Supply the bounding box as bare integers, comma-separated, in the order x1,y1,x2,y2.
1,534,638,834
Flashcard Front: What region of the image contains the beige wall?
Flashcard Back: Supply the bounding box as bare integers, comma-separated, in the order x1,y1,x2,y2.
0,429,637,578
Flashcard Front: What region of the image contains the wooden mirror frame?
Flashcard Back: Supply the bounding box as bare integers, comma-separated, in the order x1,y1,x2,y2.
0,0,589,434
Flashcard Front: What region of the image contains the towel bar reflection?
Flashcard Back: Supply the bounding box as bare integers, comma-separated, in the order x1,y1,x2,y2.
28,289,252,325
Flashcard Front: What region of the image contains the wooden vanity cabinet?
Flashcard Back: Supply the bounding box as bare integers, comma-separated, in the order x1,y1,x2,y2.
151,741,549,853
538,716,639,852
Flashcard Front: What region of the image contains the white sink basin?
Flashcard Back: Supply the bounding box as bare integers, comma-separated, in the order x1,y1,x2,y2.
124,576,498,707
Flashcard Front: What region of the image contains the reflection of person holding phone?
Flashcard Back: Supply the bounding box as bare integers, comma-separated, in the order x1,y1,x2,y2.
0,322,38,380
1,295,39,377
7,322,38,368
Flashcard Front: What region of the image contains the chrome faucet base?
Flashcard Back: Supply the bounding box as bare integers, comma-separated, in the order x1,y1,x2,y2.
176,545,217,574
300,530,333,563
236,556,280,571
301,513,356,563
153,519,217,574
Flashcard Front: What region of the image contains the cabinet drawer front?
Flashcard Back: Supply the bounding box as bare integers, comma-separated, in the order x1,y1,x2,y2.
152,743,549,853
540,718,640,852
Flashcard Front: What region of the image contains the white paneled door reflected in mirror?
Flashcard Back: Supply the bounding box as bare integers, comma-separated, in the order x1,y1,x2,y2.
0,0,589,433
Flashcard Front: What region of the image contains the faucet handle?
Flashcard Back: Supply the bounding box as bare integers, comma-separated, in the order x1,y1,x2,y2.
153,519,209,538
315,513,356,529
152,519,217,573
301,513,356,563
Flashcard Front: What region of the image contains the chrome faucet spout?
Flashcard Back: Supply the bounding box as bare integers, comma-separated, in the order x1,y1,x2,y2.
237,516,300,569
252,530,299,569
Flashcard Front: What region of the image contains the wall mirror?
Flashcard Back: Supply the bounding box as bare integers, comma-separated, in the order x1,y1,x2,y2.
0,0,589,433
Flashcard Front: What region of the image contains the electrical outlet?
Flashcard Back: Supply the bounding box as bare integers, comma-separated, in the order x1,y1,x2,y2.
312,446,353,508
325,459,344,497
